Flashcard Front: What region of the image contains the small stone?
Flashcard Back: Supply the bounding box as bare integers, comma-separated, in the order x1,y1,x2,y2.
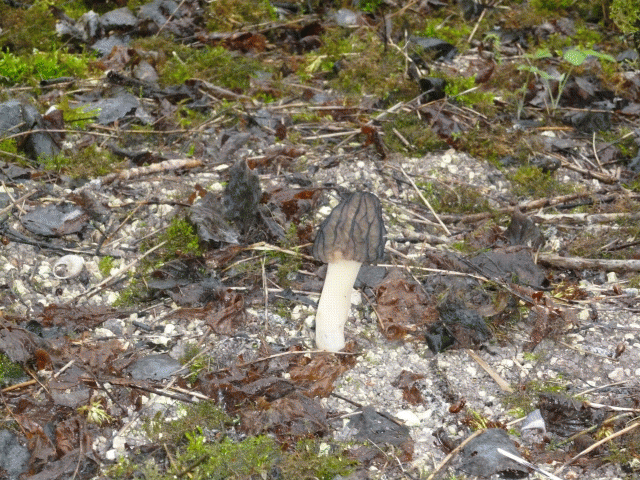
104,449,118,461
396,409,420,426
94,327,115,338
606,272,618,283
578,309,590,321
608,367,624,382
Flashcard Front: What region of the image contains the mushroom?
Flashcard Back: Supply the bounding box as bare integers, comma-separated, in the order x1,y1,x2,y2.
312,192,386,351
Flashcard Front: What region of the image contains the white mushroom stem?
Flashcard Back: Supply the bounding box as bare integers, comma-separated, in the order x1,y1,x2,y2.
315,259,362,352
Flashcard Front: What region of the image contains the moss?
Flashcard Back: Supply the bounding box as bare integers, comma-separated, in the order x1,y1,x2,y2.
383,112,447,155
115,216,204,306
0,138,19,157
503,377,570,415
204,0,276,31
420,16,473,47
145,401,233,445
568,223,640,260
42,145,127,178
610,0,640,34
442,73,495,110
157,216,204,258
135,402,356,480
416,181,492,215
310,28,414,101
274,299,294,321
98,256,115,278
455,122,517,163
279,438,356,480
530,0,575,13
507,165,576,198
163,45,265,90
0,49,92,87
134,37,267,91
180,343,214,383
0,353,24,386
0,0,58,54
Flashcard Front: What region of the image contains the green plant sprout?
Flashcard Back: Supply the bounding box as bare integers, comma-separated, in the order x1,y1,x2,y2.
78,399,113,425
518,47,615,115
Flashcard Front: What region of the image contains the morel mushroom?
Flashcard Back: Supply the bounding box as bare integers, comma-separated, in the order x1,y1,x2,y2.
312,192,386,351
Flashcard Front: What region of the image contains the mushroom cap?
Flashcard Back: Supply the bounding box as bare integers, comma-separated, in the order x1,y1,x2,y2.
313,192,386,264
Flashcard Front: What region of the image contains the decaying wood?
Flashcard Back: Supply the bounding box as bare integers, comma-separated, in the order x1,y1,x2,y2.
74,158,204,193
533,211,640,225
538,254,640,273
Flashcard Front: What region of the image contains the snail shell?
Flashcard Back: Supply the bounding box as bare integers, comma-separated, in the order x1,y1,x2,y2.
52,254,85,279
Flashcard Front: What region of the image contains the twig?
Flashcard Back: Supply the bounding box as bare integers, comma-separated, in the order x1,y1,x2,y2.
467,8,487,44
68,240,168,303
211,348,359,374
538,254,640,273
592,131,602,169
400,166,451,236
558,341,617,361
0,189,36,218
1,379,37,393
554,420,640,476
582,400,640,413
557,412,634,447
426,429,485,480
156,0,186,35
497,448,564,480
74,158,204,194
561,159,618,184
578,380,631,396
244,241,315,261
261,255,268,327
466,349,513,393
532,211,640,225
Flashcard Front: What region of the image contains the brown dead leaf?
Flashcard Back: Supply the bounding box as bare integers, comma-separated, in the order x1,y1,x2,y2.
263,186,321,221
205,289,246,335
40,304,120,331
391,370,425,405
74,338,127,373
15,413,57,466
239,391,328,438
55,415,83,456
361,124,386,158
375,270,438,340
525,295,577,351
289,352,356,397
0,319,47,364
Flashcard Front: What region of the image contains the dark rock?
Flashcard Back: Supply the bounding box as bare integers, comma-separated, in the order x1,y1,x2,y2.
347,407,411,446
91,35,129,56
20,204,89,237
128,354,182,381
138,0,181,28
0,430,30,480
457,429,528,477
0,101,60,161
100,7,137,30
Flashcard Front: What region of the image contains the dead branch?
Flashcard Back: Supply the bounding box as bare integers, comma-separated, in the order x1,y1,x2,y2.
538,254,640,272
533,211,640,225
73,158,204,194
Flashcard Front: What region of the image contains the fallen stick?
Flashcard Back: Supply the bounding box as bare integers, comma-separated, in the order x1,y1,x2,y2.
538,254,640,273
73,158,204,194
466,349,513,393
533,212,640,225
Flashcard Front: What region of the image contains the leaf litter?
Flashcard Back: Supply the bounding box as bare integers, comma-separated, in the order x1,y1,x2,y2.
1,0,640,478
